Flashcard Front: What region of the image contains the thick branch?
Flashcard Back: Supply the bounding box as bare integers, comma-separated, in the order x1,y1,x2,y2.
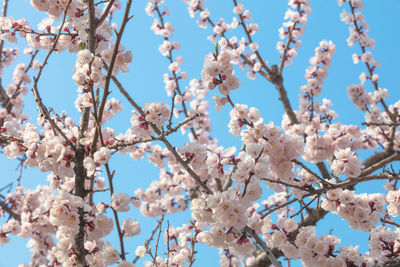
361,151,400,177
73,0,97,265
244,226,282,267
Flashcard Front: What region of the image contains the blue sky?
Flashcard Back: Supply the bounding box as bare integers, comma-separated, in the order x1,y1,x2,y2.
1,0,400,266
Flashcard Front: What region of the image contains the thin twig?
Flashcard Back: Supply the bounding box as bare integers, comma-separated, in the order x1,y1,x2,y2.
0,0,9,104
166,220,170,266
109,114,199,150
278,3,301,74
31,2,74,148
380,218,400,228
223,144,245,191
261,178,312,192
111,75,212,194
153,215,163,266
133,215,165,264
153,3,198,140
348,1,395,123
232,0,271,74
188,227,199,267
293,159,332,187
91,0,133,155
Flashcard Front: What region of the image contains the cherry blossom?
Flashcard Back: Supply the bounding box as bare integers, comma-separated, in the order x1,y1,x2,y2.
0,0,399,266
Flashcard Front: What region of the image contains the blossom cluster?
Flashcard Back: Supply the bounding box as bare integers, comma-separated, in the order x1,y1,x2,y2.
128,101,170,140
276,0,311,66
202,49,240,97
369,226,400,263
347,84,370,111
0,0,399,266
339,0,374,48
191,189,257,259
321,188,385,231
386,190,400,217
300,40,335,97
330,147,362,178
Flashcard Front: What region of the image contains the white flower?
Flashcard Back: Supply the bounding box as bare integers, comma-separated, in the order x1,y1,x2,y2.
49,204,68,226
94,147,111,164
111,193,131,212
4,142,19,159
72,72,86,85
83,157,96,176
135,245,147,258
122,218,141,237
283,218,298,233
246,143,262,159
75,93,93,108
233,4,244,14
270,230,285,248
387,190,400,217
95,202,108,214
3,219,21,235
77,49,93,65
103,242,120,265
203,60,221,78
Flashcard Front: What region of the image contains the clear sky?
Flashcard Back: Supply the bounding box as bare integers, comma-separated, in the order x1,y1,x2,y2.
1,0,400,266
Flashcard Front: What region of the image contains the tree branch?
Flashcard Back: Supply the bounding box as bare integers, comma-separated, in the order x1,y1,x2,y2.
244,226,282,267
73,0,97,265
111,75,212,194
96,0,115,28
0,199,20,221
